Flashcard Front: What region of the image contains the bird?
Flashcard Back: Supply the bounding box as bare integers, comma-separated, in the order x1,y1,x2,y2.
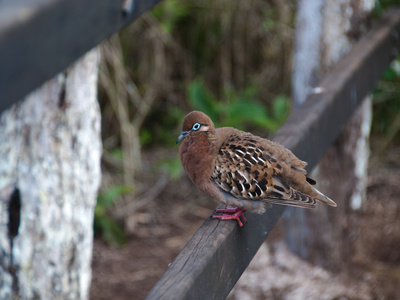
176,111,337,227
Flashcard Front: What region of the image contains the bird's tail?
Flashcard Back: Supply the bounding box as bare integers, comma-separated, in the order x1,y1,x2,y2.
313,188,337,207
306,176,337,207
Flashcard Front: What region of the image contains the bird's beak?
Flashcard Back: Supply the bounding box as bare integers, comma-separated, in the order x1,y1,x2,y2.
176,130,189,144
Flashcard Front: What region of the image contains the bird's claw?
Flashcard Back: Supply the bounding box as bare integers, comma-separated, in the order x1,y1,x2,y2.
211,207,247,227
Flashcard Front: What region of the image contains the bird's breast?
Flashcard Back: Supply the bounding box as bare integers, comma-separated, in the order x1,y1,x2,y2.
179,136,215,185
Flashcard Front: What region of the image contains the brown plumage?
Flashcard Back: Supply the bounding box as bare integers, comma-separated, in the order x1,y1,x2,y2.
177,111,337,226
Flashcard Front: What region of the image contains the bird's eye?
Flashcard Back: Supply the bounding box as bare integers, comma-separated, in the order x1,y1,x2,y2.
192,122,201,131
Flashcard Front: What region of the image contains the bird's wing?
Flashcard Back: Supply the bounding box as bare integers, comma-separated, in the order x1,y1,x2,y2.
212,134,317,208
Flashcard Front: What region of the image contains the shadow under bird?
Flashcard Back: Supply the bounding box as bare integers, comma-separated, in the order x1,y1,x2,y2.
176,111,337,227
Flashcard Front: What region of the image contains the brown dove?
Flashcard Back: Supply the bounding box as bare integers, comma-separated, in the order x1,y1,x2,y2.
176,111,337,227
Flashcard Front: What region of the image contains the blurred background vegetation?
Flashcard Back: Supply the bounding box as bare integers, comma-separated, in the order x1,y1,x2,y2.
94,0,400,245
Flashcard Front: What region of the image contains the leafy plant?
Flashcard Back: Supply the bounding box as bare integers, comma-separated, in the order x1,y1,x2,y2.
158,155,183,180
373,0,400,17
139,105,186,148
188,80,220,122
94,185,133,246
372,58,400,149
187,79,290,132
151,0,191,33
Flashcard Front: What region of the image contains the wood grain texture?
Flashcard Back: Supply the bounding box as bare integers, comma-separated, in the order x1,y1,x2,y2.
146,9,400,300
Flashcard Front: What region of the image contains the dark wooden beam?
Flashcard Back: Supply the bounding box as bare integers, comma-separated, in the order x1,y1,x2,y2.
0,0,163,113
146,9,400,300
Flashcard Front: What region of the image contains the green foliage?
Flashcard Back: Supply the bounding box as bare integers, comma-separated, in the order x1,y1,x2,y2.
373,0,400,17
187,79,290,132
262,9,278,32
109,147,123,160
139,128,153,146
151,0,191,33
158,155,183,180
94,185,133,246
140,106,186,148
187,80,219,121
372,58,400,147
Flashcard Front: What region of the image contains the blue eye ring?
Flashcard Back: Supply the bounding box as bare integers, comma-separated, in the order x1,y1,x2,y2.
192,122,201,131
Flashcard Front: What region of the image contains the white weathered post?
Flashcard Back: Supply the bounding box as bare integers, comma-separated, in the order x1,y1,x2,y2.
0,49,101,299
285,0,373,269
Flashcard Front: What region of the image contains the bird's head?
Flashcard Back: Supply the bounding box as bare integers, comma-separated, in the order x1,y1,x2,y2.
176,111,215,144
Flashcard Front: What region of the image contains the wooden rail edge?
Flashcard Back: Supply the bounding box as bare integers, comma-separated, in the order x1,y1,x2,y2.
0,0,163,113
146,9,400,300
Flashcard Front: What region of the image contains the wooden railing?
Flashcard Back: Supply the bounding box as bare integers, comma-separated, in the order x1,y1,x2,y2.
0,0,163,113
1,2,399,300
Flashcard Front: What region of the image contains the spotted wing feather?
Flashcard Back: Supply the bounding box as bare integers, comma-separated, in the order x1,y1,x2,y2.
212,133,317,209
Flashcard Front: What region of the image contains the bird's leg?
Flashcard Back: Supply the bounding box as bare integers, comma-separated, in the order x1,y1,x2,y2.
212,207,247,227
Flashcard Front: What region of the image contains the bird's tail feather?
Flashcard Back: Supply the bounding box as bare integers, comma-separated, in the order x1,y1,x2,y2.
313,188,337,207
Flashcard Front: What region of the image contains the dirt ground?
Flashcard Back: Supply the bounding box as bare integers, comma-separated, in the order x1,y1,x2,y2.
90,143,400,300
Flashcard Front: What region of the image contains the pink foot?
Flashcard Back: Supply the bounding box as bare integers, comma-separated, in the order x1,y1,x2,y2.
212,208,247,227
